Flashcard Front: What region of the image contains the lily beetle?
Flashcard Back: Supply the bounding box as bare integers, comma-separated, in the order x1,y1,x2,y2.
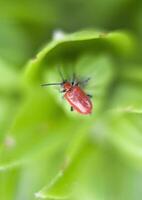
41,72,93,115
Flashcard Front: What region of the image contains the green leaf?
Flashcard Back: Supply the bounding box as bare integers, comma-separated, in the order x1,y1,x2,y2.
0,90,66,170
24,30,134,85
35,127,88,199
105,112,142,166
0,58,20,94
108,83,142,112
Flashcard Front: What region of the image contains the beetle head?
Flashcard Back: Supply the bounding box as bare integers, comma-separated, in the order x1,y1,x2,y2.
63,81,72,91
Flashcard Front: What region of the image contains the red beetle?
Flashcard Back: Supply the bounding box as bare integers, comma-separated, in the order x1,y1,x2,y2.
41,76,93,115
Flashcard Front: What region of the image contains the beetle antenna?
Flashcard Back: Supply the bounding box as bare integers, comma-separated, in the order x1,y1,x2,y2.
57,66,64,81
41,83,62,87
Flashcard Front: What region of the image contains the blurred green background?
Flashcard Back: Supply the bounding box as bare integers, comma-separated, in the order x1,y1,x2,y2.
0,0,142,200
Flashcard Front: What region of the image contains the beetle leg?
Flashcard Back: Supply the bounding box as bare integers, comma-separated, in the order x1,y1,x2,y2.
70,106,74,111
60,89,66,93
72,81,79,86
72,73,79,86
78,77,91,86
87,94,93,98
71,81,75,85
72,72,76,84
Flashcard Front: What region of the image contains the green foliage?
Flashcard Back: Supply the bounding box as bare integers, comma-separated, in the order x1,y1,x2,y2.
0,1,142,200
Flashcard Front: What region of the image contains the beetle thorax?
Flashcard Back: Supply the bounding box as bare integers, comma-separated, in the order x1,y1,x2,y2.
63,81,72,91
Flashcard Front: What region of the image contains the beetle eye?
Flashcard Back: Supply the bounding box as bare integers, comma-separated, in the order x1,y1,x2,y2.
63,80,67,84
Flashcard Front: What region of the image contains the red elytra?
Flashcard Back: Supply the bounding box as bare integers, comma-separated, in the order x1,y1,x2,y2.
63,81,92,115
41,79,93,115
